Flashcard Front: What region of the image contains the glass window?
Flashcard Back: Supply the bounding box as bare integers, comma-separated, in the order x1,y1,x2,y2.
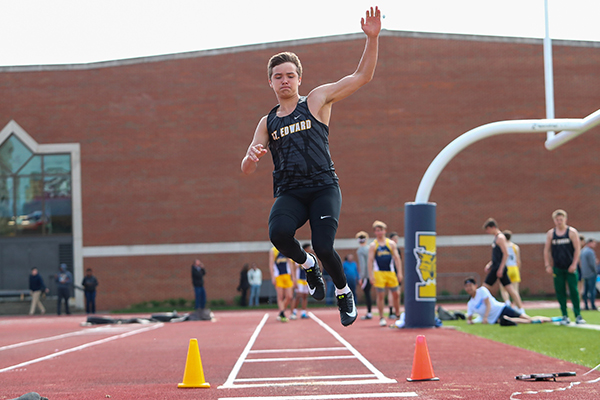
14,176,45,235
44,155,71,174
18,155,42,176
0,135,33,173
44,175,72,234
0,177,14,236
0,139,71,236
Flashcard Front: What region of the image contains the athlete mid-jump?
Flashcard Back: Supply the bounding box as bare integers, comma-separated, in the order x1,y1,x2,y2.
241,7,381,326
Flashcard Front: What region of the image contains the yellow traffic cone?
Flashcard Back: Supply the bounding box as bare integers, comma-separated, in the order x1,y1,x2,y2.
178,338,210,388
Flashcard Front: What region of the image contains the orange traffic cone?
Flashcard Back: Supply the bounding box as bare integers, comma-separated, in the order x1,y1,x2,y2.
407,335,439,382
178,338,210,388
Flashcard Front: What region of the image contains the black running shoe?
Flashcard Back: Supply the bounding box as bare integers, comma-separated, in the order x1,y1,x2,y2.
337,291,358,327
305,253,325,301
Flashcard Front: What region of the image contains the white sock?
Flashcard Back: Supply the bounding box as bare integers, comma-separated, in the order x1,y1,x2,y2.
302,253,315,269
335,285,351,296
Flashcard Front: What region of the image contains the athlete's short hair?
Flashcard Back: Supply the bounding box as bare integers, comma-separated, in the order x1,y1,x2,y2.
372,220,387,230
267,52,303,79
502,230,512,241
482,218,497,230
552,209,567,219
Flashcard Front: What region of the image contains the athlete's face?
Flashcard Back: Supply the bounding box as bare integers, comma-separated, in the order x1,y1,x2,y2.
373,226,386,239
553,215,566,228
269,62,301,98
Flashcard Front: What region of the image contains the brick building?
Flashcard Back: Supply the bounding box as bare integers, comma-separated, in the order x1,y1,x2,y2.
1,30,599,310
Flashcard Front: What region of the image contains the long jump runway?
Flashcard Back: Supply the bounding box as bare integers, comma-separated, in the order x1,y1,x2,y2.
1,308,599,400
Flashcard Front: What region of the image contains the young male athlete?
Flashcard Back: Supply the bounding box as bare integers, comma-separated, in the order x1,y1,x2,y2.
499,230,522,306
367,220,403,327
241,7,381,326
269,246,294,322
543,209,585,325
482,218,524,313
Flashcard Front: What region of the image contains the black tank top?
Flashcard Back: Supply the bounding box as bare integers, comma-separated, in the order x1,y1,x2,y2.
491,235,503,269
551,227,575,270
266,96,338,197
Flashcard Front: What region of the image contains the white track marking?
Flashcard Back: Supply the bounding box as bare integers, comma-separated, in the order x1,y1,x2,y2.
0,325,144,351
245,355,356,363
233,374,375,383
510,365,600,399
220,313,269,388
0,323,163,373
249,347,347,354
219,311,396,389
218,392,418,399
308,312,396,384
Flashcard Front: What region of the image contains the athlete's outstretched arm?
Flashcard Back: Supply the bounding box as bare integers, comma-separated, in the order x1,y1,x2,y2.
307,6,381,124
241,116,269,175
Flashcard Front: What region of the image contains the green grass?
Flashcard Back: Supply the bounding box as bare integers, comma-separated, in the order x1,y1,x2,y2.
443,308,600,368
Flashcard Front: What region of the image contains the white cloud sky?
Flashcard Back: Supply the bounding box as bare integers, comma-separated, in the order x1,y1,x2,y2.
1,0,598,66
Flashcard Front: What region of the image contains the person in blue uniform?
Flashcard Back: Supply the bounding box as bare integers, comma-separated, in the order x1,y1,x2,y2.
241,7,382,327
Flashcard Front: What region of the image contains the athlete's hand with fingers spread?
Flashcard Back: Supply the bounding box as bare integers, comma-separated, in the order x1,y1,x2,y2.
247,143,268,163
361,6,381,38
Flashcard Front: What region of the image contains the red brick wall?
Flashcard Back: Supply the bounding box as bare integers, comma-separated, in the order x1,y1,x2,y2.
1,33,599,309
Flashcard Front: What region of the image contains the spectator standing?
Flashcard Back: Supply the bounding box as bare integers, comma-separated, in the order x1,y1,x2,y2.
81,268,99,314
192,259,207,309
269,246,294,322
543,209,585,325
55,263,73,315
499,230,522,306
291,243,313,319
237,263,251,306
247,263,262,307
356,231,373,320
367,220,403,327
482,218,524,313
388,231,403,318
342,254,359,301
29,267,48,315
580,238,598,310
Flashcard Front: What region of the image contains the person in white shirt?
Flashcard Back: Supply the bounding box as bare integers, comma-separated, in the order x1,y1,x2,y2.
465,277,537,326
247,263,263,307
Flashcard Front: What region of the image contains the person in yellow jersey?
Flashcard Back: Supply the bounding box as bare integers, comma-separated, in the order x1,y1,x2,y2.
367,220,403,327
269,246,294,322
499,230,522,306
290,243,312,319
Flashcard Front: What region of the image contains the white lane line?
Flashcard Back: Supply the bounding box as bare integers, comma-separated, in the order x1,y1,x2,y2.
308,312,396,384
0,323,163,373
221,379,408,389
0,325,142,351
234,374,376,383
218,392,418,399
219,313,269,388
249,347,347,354
245,355,356,363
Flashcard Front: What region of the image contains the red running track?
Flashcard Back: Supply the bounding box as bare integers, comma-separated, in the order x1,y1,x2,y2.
1,307,599,400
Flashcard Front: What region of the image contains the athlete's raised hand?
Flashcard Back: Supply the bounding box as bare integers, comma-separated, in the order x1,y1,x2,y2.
361,6,381,38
